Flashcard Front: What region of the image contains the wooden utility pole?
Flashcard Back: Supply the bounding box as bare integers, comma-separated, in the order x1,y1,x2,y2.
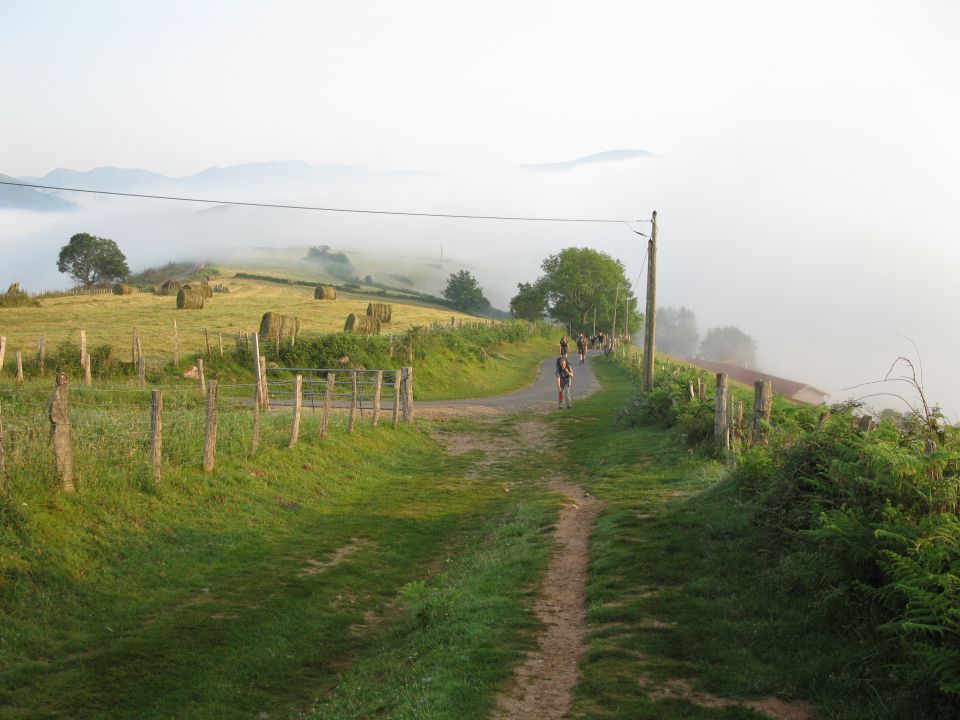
642,210,658,391
611,284,620,341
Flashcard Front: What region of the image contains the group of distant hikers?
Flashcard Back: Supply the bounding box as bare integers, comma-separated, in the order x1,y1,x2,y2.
555,332,606,409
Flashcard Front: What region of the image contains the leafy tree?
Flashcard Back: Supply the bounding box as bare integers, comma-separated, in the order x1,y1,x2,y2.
444,270,490,313
509,281,547,321
57,233,130,288
655,306,699,358
699,326,758,367
536,247,639,334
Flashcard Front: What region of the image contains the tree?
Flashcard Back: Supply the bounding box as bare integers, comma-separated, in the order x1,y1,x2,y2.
655,306,699,358
57,233,129,288
537,247,639,334
509,281,547,321
698,326,758,368
444,270,490,313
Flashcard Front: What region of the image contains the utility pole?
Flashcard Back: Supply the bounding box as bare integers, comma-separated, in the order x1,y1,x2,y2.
624,290,630,345
643,211,658,391
611,283,620,341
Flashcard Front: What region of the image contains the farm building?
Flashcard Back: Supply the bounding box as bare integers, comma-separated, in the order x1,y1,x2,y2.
687,359,829,405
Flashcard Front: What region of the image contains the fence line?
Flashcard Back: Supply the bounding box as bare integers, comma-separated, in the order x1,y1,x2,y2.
0,367,414,490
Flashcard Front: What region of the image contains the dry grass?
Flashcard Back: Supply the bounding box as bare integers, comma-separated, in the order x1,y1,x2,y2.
0,277,477,362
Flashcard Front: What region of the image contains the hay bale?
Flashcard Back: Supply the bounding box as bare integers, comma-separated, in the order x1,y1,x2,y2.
199,284,213,299
344,313,380,334
259,312,300,341
314,285,337,300
366,302,393,323
176,287,205,309
112,283,134,295
160,279,182,294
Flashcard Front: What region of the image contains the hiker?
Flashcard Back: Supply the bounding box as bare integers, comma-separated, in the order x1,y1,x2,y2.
559,335,569,358
556,355,575,409
576,333,587,365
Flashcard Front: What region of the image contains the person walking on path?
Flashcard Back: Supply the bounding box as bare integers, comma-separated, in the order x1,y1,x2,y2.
576,333,587,365
556,355,575,409
559,336,569,359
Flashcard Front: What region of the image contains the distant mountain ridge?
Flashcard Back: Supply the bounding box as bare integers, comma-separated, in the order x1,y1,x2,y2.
0,172,75,211
521,149,653,172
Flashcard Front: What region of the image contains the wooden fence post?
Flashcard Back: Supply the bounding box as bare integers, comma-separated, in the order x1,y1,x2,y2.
751,379,773,446
16,351,24,384
289,374,303,448
0,336,5,374
251,385,261,456
196,358,206,394
49,372,75,492
204,328,211,358
714,373,729,453
131,327,137,365
173,319,179,365
252,332,264,407
392,369,401,427
202,379,218,472
150,389,163,482
79,330,86,366
402,367,414,425
347,371,359,433
38,336,45,375
321,372,335,438
138,355,146,388
260,356,269,408
218,332,224,358
372,370,383,427
83,352,92,386
136,336,143,364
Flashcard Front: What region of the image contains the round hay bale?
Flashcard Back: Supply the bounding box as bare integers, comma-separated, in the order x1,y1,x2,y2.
176,287,205,309
345,313,380,334
315,285,337,300
366,302,392,323
160,279,182,295
259,311,300,340
199,284,213,299
112,283,135,295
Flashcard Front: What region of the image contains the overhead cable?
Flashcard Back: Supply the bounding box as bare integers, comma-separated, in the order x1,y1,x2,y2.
0,180,650,225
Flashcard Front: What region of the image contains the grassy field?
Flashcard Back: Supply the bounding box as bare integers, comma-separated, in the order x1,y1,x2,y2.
0,409,560,719
6,350,941,719
0,276,477,363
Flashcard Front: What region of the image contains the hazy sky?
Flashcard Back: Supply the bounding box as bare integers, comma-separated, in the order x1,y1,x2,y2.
3,0,960,415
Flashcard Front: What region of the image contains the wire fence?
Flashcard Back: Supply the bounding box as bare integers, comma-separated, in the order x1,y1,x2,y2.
0,368,412,491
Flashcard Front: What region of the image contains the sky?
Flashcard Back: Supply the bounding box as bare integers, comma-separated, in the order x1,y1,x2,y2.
2,0,960,415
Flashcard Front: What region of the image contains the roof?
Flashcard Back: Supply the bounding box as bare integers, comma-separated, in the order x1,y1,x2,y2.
685,359,829,404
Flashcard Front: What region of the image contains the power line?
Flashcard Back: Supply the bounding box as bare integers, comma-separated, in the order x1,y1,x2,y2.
0,180,650,225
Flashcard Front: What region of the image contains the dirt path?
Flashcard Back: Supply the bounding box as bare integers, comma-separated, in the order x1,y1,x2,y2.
492,477,601,720
433,415,602,719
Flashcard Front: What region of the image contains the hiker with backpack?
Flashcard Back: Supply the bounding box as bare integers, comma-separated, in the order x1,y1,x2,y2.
556,355,575,409
559,335,569,358
576,333,587,365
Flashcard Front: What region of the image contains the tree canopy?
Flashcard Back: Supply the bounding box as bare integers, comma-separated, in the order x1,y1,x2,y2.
57,233,129,288
509,281,547,321
515,247,639,334
443,270,490,313
698,326,758,368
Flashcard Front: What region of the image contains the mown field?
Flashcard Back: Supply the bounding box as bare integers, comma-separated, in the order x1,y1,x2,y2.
0,276,477,363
